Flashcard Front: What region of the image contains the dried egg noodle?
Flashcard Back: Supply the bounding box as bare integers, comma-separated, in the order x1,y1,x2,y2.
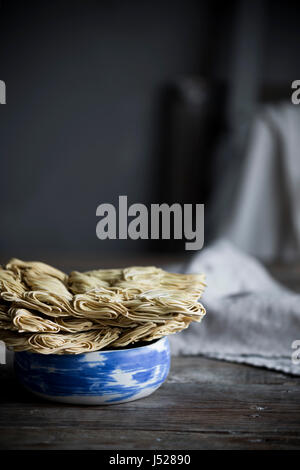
0,258,206,354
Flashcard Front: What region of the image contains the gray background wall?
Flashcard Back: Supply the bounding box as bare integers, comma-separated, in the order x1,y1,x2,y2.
0,0,299,260
0,0,216,257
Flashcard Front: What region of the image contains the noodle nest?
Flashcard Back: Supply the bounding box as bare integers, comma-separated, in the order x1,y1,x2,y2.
0,258,206,354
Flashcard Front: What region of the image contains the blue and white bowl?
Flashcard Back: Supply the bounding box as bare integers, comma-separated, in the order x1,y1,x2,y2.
14,336,170,405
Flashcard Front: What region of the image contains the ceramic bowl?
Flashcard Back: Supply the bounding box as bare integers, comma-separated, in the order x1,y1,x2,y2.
14,336,170,404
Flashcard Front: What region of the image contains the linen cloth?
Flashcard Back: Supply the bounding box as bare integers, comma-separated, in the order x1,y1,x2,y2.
170,239,300,375
211,103,300,261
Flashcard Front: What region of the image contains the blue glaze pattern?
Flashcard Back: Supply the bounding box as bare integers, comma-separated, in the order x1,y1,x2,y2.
14,336,170,404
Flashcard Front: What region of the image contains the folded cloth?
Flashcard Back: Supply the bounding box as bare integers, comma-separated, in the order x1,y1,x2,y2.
210,103,300,261
169,239,300,375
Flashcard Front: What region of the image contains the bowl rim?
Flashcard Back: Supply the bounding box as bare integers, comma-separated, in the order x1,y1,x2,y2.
14,336,169,357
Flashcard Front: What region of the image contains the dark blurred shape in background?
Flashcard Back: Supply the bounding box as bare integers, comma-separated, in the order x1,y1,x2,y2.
0,0,299,262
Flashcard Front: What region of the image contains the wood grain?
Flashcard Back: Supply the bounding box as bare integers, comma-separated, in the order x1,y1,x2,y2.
0,356,299,450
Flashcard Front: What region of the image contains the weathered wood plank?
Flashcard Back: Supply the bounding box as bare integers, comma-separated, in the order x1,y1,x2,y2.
1,399,299,434
1,427,300,450
167,357,298,386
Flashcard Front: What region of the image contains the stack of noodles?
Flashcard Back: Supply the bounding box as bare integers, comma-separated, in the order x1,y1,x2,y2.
0,258,206,354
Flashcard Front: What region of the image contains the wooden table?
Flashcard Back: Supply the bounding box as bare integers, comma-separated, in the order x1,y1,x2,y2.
1,354,300,450
0,258,300,450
